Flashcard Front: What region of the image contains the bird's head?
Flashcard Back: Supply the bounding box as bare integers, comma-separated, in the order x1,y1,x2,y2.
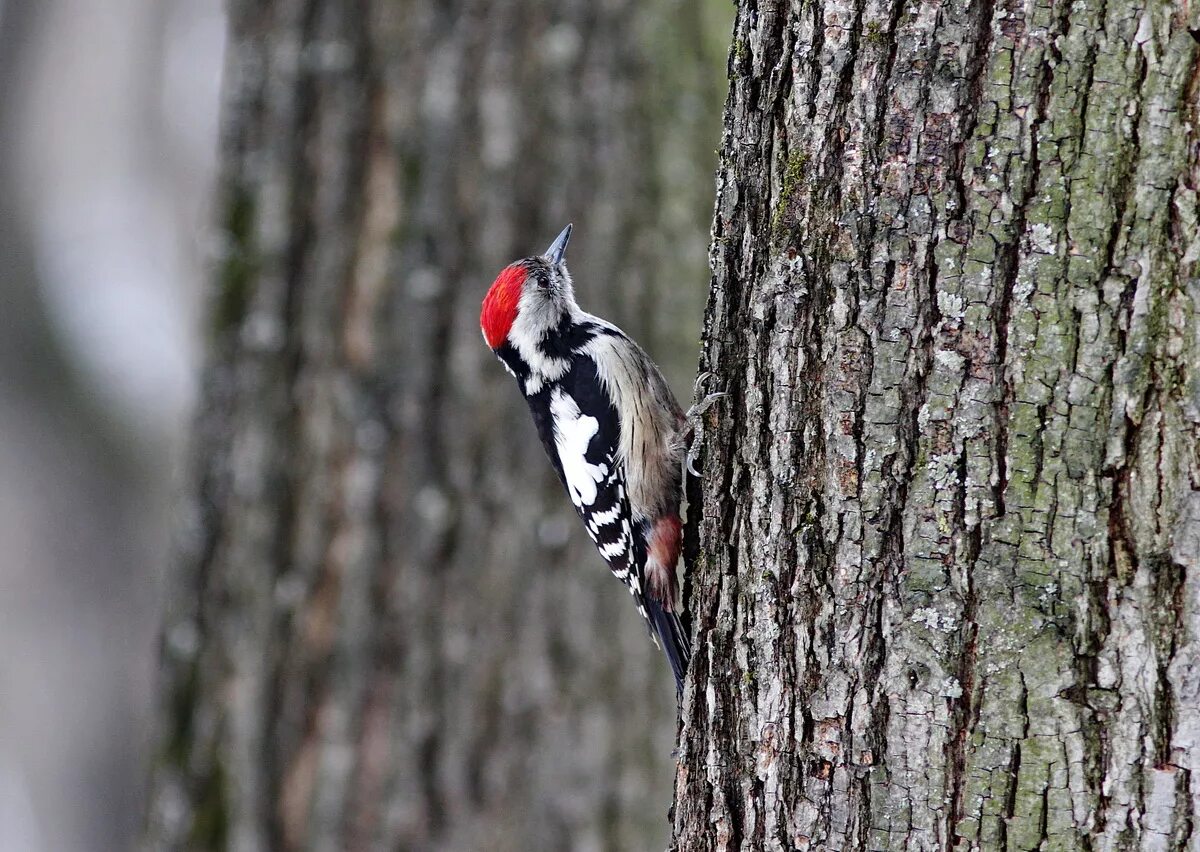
481,224,576,350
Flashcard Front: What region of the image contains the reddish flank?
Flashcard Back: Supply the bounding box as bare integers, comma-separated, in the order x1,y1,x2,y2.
481,263,526,349
646,514,682,605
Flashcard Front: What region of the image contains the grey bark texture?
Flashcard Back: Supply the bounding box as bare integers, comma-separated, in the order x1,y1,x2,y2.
674,0,1200,850
144,1,724,850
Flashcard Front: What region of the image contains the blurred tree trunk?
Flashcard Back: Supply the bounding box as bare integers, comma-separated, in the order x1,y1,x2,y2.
144,1,725,850
675,1,1200,849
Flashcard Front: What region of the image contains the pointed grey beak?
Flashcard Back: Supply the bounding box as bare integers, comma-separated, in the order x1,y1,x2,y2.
545,223,573,265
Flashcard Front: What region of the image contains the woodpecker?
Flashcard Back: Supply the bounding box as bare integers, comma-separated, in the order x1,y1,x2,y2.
481,224,695,695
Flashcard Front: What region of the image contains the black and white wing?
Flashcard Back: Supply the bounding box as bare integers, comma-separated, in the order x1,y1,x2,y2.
539,360,647,607
525,358,690,692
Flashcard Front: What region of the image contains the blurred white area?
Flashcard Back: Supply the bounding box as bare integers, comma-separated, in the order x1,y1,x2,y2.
0,0,224,850
18,0,222,436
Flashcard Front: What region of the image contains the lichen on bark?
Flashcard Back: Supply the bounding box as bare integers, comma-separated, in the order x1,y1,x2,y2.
674,1,1200,849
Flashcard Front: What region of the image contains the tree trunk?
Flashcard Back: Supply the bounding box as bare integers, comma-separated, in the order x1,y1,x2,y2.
144,1,724,849
675,1,1200,849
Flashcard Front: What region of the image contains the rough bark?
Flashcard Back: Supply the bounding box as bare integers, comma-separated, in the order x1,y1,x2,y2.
675,0,1200,849
144,1,723,849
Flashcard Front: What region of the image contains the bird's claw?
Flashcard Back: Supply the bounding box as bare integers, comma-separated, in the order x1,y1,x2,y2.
683,373,726,479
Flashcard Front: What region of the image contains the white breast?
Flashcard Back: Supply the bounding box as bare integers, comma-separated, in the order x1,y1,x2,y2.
577,329,681,518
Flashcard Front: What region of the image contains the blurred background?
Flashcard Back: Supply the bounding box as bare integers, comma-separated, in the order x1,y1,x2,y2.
0,1,729,850
0,1,223,850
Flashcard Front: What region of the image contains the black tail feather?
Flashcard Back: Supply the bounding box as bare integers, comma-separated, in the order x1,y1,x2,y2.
646,597,691,697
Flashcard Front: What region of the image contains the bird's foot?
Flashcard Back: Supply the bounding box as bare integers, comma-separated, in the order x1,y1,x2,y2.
683,372,725,478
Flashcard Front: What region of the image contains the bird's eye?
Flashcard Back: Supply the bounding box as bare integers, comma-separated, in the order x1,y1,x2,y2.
536,272,551,290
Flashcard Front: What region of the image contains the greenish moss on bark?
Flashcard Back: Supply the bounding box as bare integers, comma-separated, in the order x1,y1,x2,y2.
770,150,808,241
189,757,228,849
211,188,256,337
674,1,1200,849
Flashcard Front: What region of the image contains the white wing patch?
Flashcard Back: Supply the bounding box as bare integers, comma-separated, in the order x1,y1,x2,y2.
587,504,621,531
549,388,609,507
599,536,628,559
